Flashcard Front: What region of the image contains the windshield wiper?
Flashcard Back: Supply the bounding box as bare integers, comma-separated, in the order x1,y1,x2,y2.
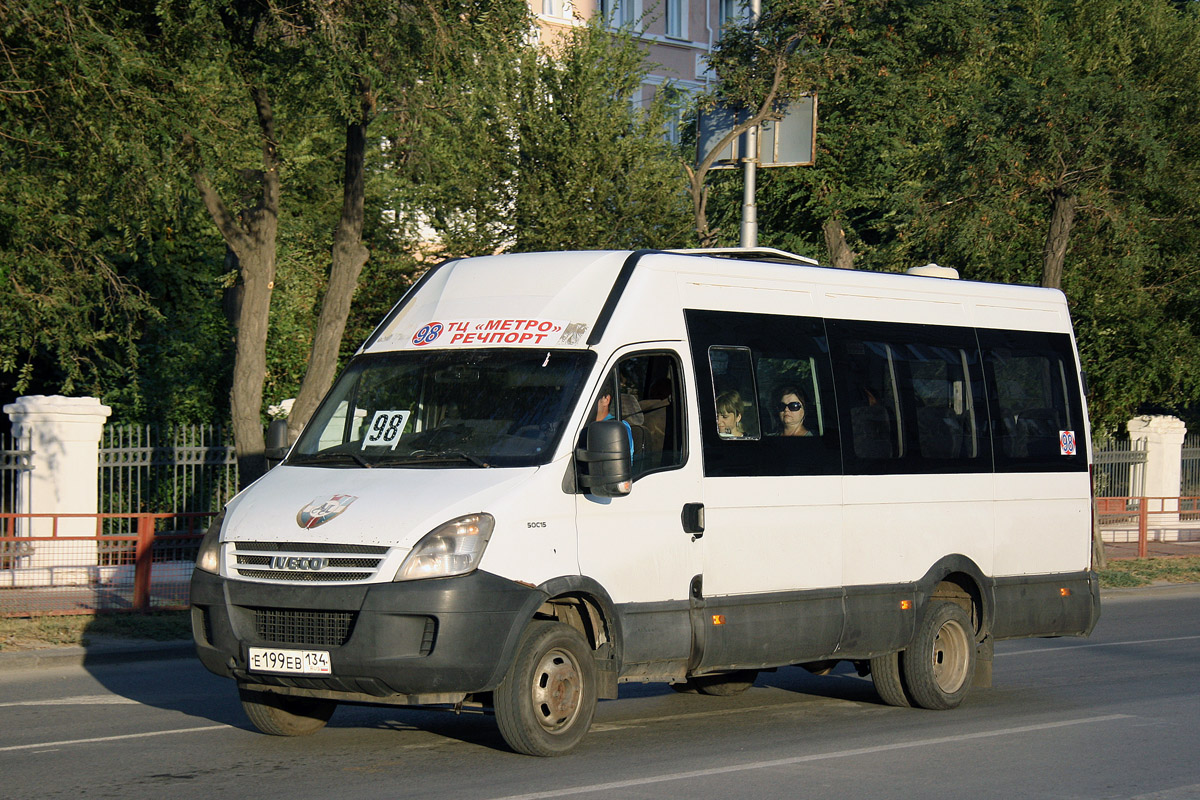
289,451,372,468
373,450,491,468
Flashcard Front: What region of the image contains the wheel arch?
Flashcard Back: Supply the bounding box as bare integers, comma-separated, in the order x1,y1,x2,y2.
533,575,623,699
915,555,995,641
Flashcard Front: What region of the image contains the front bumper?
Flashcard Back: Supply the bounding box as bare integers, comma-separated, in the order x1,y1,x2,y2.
190,568,545,698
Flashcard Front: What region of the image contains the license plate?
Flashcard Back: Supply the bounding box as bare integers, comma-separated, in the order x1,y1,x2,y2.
248,647,332,675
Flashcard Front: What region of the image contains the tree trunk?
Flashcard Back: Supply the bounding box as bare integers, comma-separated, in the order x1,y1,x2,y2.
193,83,280,487
822,216,855,269
288,112,372,439
1041,189,1076,290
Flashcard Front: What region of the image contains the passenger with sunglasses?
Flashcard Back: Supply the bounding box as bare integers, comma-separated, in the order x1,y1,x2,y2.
776,386,814,437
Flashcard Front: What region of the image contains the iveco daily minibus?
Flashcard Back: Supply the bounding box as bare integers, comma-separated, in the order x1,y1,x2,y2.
191,248,1100,755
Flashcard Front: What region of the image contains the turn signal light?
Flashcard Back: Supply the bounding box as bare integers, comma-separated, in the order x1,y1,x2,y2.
712,614,726,626
900,600,913,611
1059,587,1072,597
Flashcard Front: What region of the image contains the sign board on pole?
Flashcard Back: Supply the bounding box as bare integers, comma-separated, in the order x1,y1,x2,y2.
696,94,817,169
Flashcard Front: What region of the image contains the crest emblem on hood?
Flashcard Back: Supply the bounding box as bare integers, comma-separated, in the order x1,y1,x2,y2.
296,494,358,529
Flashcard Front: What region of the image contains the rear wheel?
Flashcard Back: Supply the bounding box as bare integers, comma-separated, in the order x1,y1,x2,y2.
238,686,336,736
493,621,597,756
902,601,975,710
869,650,911,708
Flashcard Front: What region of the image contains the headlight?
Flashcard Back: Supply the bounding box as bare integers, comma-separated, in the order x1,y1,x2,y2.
395,513,494,581
194,511,225,574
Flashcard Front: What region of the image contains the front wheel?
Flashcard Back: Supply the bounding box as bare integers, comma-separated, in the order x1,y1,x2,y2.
902,601,976,710
238,686,336,736
493,621,598,756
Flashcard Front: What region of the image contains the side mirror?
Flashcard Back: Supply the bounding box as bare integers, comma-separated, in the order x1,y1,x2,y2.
265,418,290,466
575,420,632,497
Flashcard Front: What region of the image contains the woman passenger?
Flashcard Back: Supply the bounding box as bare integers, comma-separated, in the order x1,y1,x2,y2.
776,386,814,437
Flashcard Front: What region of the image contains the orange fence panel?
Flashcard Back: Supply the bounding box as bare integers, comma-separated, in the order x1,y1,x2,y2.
1097,497,1200,560
0,512,212,617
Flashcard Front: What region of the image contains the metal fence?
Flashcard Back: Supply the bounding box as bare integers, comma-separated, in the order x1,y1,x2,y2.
1092,437,1148,499
1184,434,1200,497
0,432,32,516
99,424,238,538
0,512,209,616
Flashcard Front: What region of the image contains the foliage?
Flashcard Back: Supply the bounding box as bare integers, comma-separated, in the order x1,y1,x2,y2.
0,1,167,410
706,0,1200,433
416,19,694,255
3,0,1200,438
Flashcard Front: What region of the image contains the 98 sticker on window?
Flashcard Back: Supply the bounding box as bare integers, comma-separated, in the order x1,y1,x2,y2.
361,410,411,450
248,647,332,675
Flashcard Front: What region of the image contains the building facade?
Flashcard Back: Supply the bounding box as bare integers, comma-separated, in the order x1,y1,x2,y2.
531,0,745,108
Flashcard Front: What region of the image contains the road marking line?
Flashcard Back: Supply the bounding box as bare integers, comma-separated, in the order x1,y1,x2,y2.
486,714,1132,800
0,725,228,753
592,703,806,732
1000,634,1200,657
0,695,140,708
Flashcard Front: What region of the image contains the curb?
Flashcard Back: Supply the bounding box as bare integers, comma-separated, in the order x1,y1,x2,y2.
0,639,195,672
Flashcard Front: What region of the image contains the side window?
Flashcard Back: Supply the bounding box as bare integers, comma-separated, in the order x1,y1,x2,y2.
839,340,905,460
980,329,1087,472
756,355,828,439
591,352,686,480
828,320,989,474
686,309,841,478
709,346,761,440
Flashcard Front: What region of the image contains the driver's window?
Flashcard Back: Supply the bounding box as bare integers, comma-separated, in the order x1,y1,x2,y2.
591,352,686,479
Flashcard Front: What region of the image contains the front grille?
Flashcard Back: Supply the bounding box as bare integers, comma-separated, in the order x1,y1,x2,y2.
254,608,356,647
230,541,390,583
236,570,372,582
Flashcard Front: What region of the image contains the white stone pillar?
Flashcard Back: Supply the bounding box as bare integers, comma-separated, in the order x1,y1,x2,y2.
1127,415,1187,540
4,395,111,585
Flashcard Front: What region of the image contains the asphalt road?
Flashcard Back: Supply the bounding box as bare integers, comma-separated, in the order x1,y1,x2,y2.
1,585,1199,800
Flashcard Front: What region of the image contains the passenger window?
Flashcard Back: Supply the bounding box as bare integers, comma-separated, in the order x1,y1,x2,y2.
840,340,904,460
592,352,686,480
981,329,1086,471
909,345,979,459
686,308,841,478
829,320,988,474
757,356,826,439
708,347,761,440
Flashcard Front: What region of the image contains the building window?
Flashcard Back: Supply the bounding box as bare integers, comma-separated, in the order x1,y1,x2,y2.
717,0,742,37
600,0,636,27
665,0,685,38
542,0,572,18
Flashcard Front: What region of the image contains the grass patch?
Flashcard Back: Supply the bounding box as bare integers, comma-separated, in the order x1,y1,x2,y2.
0,611,190,652
1098,556,1200,588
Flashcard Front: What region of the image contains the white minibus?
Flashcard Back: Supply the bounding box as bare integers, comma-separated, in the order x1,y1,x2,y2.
191,248,1100,755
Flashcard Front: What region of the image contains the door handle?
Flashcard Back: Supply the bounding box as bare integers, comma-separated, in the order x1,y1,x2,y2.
682,502,705,539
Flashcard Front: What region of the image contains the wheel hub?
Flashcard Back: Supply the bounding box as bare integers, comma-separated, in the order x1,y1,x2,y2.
531,647,582,733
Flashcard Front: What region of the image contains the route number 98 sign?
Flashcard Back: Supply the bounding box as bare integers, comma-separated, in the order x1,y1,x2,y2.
361,410,411,450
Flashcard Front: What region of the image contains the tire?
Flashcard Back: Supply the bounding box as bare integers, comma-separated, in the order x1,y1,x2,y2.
690,670,758,697
869,650,912,708
493,621,598,757
238,686,336,736
901,601,976,710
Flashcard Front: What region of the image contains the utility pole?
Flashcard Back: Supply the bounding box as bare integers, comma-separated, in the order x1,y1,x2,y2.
739,0,761,249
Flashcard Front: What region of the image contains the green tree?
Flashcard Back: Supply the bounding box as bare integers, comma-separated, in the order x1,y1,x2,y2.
0,1,165,406
415,19,694,255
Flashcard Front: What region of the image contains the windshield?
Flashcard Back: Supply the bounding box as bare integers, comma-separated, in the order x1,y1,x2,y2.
289,349,596,468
